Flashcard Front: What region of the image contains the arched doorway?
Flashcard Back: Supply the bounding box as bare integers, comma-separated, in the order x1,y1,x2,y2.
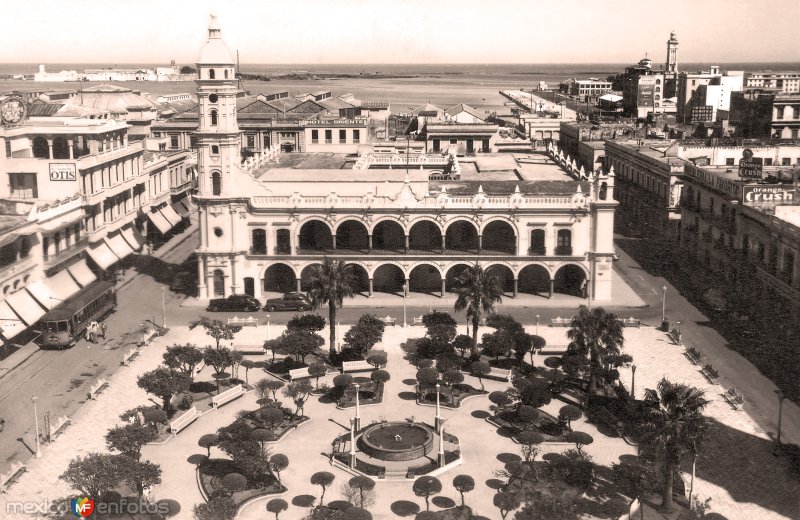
482,221,516,254
408,264,442,295
445,220,478,253
212,269,225,297
336,220,369,252
372,264,405,295
298,220,333,252
518,264,550,296
445,264,471,292
299,263,323,292
409,221,442,252
372,220,405,252
348,264,370,296
485,264,514,295
263,263,297,295
553,264,587,297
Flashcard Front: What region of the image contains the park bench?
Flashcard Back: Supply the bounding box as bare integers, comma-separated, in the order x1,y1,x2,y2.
668,327,682,345
228,316,259,327
289,367,312,380
48,415,71,441
484,367,512,382
169,406,201,434
412,315,424,326
723,387,744,410
684,347,702,365
0,462,27,494
380,315,397,327
86,378,108,400
342,360,375,373
212,384,246,409
617,317,641,327
700,363,719,385
550,316,572,327
121,348,137,366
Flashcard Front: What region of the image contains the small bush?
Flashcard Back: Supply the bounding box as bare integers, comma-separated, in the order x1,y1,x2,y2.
179,394,194,410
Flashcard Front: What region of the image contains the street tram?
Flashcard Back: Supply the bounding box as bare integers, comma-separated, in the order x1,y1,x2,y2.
36,280,117,349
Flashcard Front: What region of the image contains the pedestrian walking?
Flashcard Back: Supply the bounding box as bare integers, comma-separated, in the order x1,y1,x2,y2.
100,322,107,339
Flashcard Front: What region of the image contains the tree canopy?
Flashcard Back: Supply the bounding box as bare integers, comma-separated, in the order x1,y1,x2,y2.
305,258,357,358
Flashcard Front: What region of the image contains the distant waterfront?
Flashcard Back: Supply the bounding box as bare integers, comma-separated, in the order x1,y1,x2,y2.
3,62,800,114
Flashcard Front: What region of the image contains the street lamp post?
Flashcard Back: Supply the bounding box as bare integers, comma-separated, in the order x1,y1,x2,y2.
354,383,361,431
630,365,637,400
435,383,442,431
266,314,271,342
161,286,166,328
32,395,42,458
535,314,540,336
402,283,407,328
661,285,667,327
438,421,446,467
349,417,356,469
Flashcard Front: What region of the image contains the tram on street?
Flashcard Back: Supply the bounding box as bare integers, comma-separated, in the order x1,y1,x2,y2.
36,280,117,349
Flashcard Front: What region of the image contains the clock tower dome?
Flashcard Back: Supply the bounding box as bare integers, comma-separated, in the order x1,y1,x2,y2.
195,14,239,198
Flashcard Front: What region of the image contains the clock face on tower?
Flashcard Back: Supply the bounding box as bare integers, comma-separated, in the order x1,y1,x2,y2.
1,97,26,126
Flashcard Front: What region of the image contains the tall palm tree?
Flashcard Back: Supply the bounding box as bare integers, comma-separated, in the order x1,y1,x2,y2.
640,378,709,512
566,306,624,393
305,258,356,358
453,264,504,357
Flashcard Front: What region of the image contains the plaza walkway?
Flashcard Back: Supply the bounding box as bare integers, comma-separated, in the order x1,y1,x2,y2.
1,322,797,520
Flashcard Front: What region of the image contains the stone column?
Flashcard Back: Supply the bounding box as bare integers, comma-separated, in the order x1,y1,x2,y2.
230,256,238,294
404,234,409,253
368,278,373,297
404,279,410,297
477,234,483,253
197,256,207,297
67,139,74,159
368,234,373,253
513,278,518,298
296,278,302,293
440,278,446,297
549,279,554,298
332,234,337,251
47,138,53,159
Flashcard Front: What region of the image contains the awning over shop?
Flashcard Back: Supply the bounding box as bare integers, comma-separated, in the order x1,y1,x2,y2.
48,268,82,302
146,210,173,235
0,301,26,339
0,232,18,248
26,279,59,310
86,241,119,270
180,198,194,213
5,288,45,326
66,259,97,288
171,201,189,218
158,205,182,227
105,233,134,261
121,225,145,251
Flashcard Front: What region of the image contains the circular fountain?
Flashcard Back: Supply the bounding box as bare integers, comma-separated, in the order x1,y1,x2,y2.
359,422,434,461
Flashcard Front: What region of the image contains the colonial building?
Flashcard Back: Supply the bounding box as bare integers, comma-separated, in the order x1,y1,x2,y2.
745,71,800,94
193,18,619,304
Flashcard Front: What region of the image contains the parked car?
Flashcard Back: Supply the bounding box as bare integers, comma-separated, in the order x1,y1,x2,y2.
264,292,312,312
206,294,262,312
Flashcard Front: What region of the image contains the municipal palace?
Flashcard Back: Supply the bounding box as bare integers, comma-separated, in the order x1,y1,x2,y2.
192,18,618,303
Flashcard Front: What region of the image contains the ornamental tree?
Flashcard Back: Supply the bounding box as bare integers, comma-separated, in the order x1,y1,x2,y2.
283,380,314,417
265,498,288,520
105,423,158,459
613,458,662,520
287,313,326,333
198,433,219,458
60,452,121,500
452,474,475,506
259,407,285,433
558,405,583,432
280,329,323,364
193,496,237,520
344,315,385,357
137,367,191,417
347,475,376,509
119,458,160,502
162,344,203,379
240,359,256,385
370,369,390,385
269,453,289,485
494,491,521,519
310,471,336,504
189,317,241,349
308,363,328,389
366,350,388,369
202,346,236,380
412,475,442,511
221,472,248,495
442,369,464,402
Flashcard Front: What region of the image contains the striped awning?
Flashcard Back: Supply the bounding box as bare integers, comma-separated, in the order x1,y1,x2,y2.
147,211,173,235
171,201,189,218
158,205,182,227
121,225,145,250
47,268,82,302
67,259,97,287
105,233,134,261
87,242,119,270
0,301,26,339
4,289,45,326
26,279,60,310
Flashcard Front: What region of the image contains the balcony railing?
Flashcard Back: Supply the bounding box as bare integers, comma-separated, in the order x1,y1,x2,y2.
528,247,546,256
43,238,88,266
555,245,573,256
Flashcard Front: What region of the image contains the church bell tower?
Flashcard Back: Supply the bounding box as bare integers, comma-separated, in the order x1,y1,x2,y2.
195,14,240,198
666,31,679,73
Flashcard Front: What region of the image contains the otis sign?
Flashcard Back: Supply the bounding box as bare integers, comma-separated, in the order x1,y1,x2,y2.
742,185,796,205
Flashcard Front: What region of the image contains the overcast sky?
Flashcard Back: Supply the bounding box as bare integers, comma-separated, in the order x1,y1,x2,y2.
4,0,799,65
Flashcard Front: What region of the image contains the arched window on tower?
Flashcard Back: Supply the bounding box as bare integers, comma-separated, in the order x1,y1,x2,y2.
211,145,219,155
210,109,218,126
211,171,222,195
209,68,215,80
32,137,49,158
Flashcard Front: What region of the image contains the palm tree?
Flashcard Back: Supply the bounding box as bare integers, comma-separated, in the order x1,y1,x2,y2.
453,264,504,357
640,378,709,512
566,306,624,393
305,258,356,359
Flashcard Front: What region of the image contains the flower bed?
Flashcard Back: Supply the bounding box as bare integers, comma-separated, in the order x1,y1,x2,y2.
418,383,487,408
234,405,309,442
335,381,384,408
489,409,567,442
198,458,284,507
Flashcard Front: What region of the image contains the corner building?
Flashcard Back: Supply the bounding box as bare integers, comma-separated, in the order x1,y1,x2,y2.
193,19,618,303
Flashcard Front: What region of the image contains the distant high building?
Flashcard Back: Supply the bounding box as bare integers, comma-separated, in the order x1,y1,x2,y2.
677,67,744,123
666,31,679,74
745,72,800,94
620,33,680,118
